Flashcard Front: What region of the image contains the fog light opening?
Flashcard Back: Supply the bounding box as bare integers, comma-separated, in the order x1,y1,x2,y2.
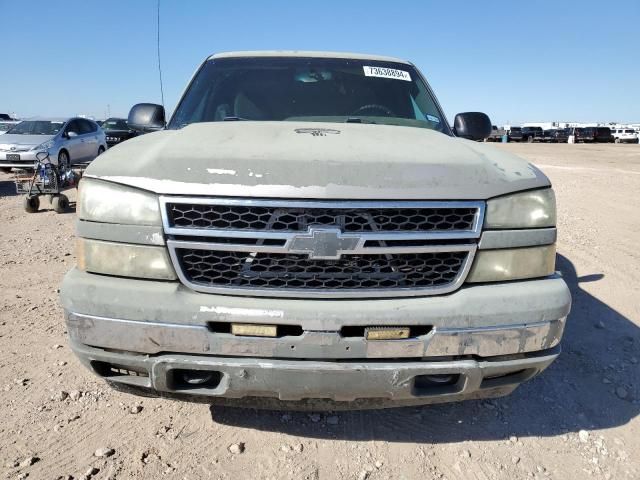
182,371,215,385
421,374,456,384
412,373,462,396
169,369,222,390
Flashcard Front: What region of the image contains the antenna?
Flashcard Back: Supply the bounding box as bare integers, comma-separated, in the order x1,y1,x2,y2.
156,0,165,108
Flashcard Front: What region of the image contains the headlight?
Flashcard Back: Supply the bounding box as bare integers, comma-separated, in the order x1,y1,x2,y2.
32,140,54,151
77,238,176,280
78,178,161,225
466,245,556,283
485,189,556,229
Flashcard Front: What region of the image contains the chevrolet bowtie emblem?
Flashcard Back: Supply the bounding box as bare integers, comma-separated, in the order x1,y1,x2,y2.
288,227,361,260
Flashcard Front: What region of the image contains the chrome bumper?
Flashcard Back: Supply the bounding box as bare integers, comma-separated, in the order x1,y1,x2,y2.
70,339,560,407
0,161,37,169
66,311,565,359
63,269,570,407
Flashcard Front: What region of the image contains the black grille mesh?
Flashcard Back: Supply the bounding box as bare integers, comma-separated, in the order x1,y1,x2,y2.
167,204,477,232
177,249,468,290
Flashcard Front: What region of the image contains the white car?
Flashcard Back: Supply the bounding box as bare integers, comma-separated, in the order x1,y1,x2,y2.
612,128,638,143
0,117,107,171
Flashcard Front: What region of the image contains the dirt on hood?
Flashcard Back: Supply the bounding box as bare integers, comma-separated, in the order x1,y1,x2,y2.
86,121,550,199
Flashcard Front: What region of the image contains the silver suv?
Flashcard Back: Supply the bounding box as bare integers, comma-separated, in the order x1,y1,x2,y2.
62,51,571,409
0,117,107,171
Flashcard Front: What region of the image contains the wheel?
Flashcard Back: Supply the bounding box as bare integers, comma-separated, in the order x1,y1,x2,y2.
51,194,69,214
58,150,70,170
23,195,40,213
615,138,620,144
98,146,105,156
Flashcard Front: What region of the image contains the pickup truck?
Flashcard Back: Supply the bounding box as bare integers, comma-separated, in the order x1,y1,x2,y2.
485,125,507,142
506,126,523,142
542,129,569,143
61,51,570,409
521,126,544,143
575,127,614,143
612,128,638,143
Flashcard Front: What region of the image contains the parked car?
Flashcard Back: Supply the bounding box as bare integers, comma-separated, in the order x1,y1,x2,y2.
612,128,638,143
521,126,544,143
486,125,507,142
101,117,138,148
575,127,614,143
542,129,569,143
62,50,569,410
0,113,15,121
0,117,107,171
506,126,523,142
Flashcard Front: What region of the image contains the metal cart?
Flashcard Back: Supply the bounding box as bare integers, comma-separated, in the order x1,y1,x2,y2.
14,152,81,213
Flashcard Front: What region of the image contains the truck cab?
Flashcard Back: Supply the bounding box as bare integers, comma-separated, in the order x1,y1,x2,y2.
61,51,570,409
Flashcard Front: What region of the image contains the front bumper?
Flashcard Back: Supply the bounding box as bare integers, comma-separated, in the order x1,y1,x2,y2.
0,150,37,169
71,340,560,409
62,269,571,407
0,149,55,169
106,139,123,148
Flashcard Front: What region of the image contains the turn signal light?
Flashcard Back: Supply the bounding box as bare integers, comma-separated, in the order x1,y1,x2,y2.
231,323,278,337
365,327,411,340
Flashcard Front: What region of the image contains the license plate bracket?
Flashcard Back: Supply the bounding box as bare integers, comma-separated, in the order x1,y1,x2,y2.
6,153,20,161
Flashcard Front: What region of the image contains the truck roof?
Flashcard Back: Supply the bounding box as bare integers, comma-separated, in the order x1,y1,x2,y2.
208,50,410,64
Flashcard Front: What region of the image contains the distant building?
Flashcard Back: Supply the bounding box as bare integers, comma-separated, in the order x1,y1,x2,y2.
517,121,639,131
496,121,639,132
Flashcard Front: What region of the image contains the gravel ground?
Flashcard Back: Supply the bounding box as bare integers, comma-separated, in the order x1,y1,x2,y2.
0,143,638,480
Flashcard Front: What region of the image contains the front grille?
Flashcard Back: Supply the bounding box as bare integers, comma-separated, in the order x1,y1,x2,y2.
162,198,484,298
177,249,468,290
166,203,477,232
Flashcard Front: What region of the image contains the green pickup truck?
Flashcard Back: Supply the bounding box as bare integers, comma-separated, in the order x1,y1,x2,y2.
61,51,571,409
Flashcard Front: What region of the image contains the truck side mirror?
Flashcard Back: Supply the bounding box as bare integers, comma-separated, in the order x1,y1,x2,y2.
127,103,166,132
453,112,492,141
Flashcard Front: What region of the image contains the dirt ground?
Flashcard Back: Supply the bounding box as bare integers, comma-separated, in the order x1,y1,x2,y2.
0,143,638,480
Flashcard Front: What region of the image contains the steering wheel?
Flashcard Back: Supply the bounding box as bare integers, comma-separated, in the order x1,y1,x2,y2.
350,104,395,117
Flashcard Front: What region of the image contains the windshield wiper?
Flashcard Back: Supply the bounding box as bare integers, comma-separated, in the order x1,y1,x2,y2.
223,116,249,121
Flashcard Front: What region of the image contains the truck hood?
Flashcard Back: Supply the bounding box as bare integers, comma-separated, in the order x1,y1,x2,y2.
86,122,550,200
0,134,55,149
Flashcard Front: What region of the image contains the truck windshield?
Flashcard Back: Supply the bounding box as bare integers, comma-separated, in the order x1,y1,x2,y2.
169,57,449,133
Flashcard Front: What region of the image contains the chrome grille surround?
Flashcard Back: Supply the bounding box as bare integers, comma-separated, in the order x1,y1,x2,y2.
160,197,485,299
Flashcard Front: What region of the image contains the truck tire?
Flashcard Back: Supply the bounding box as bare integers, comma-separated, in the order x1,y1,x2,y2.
23,195,39,213
52,194,70,214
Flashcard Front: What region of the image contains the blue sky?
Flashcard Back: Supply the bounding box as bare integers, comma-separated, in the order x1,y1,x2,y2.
1,0,638,124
